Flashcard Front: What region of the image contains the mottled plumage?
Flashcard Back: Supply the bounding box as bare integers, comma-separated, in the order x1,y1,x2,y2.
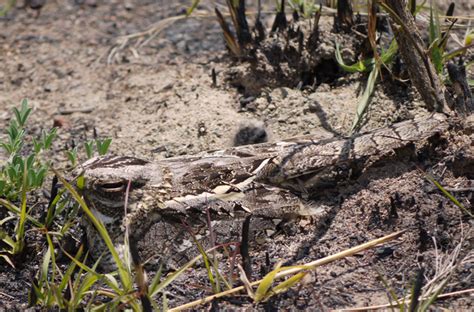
77,113,452,270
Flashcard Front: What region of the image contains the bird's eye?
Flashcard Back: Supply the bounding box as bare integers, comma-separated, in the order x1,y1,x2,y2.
95,180,127,193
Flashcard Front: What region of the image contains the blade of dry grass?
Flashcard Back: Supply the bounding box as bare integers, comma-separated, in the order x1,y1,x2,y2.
215,7,242,57
338,288,474,311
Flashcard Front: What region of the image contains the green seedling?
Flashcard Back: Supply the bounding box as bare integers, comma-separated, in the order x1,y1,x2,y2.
289,0,319,18
84,141,94,159
426,175,473,218
336,40,398,133
0,99,56,200
96,138,112,156
66,146,79,167
0,99,58,264
67,138,112,167
238,260,310,303
0,151,38,261
67,134,112,168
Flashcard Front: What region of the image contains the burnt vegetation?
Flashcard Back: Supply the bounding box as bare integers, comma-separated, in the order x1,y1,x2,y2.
215,0,387,95
215,0,473,118
216,0,346,94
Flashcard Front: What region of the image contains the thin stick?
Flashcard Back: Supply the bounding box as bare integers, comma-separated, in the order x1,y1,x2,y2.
339,288,474,311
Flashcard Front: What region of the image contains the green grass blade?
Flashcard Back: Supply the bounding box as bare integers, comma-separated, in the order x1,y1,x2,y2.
45,234,57,282
252,264,311,303
270,271,307,297
378,272,404,310
186,0,200,16
60,245,122,294
426,175,473,217
58,245,84,293
40,243,52,286
44,189,65,228
350,65,379,134
254,261,282,302
72,273,100,308
149,262,163,296
14,160,29,254
418,277,450,311
53,168,133,290
335,42,371,73
380,39,398,64
149,254,201,297
149,245,227,297
428,4,443,73
0,228,17,250
0,199,43,227
191,234,217,292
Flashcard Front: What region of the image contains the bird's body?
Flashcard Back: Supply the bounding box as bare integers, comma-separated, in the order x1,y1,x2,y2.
77,113,451,270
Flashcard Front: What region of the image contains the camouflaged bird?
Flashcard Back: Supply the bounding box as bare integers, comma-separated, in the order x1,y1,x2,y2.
76,113,469,270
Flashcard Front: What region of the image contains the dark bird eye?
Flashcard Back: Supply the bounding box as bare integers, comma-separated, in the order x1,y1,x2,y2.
96,180,126,193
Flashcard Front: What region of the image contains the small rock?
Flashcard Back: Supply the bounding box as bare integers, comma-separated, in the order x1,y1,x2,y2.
245,102,257,111
124,1,134,10
43,84,55,92
53,116,70,129
307,102,320,113
239,96,255,107
318,83,331,92
197,122,207,137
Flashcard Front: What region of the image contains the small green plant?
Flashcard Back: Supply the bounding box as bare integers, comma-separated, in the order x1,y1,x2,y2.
0,99,57,262
336,1,472,133
67,139,113,167
288,0,319,18
241,261,309,303
0,99,56,200
65,146,79,167
336,39,398,133
84,141,94,159
0,99,112,271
